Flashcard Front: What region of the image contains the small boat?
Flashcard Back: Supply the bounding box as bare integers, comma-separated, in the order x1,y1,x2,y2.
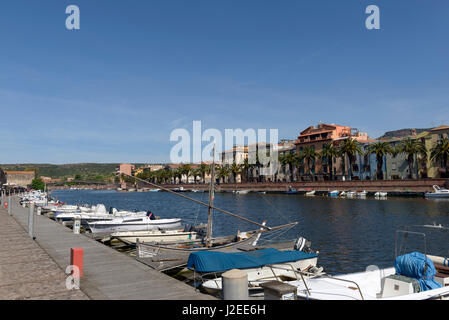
346,191,356,198
111,228,202,245
356,190,367,197
374,191,388,198
290,225,449,300
173,187,187,192
425,185,449,198
339,191,346,198
305,190,315,196
235,190,250,194
87,212,183,233
195,237,322,295
148,188,160,192
329,190,339,197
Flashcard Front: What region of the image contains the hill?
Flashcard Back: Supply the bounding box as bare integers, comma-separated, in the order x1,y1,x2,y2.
0,163,146,180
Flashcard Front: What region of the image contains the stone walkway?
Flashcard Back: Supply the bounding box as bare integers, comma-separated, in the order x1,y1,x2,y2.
2,198,215,300
0,206,88,300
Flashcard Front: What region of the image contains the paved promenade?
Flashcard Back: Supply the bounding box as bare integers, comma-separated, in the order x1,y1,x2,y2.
0,205,88,300
2,198,215,300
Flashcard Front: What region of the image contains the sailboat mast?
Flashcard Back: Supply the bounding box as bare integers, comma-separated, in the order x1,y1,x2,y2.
206,145,216,246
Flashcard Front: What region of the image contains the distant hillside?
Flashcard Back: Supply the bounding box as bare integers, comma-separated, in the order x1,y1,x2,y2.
378,128,432,139
0,163,145,180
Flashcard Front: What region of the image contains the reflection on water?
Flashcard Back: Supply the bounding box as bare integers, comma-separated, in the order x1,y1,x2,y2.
51,190,449,274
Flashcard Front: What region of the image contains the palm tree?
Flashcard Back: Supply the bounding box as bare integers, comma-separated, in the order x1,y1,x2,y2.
230,163,242,183
217,166,230,184
198,164,208,183
302,146,318,180
339,138,363,180
320,143,338,180
430,137,449,178
399,138,427,179
241,158,250,183
180,164,192,183
366,142,392,180
283,152,297,182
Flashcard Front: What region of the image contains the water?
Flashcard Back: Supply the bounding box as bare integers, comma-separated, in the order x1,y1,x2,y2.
51,189,449,274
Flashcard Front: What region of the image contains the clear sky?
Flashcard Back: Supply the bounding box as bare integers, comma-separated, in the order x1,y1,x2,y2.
1,0,448,164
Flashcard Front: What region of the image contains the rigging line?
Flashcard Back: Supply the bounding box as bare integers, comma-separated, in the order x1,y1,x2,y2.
119,171,297,231
193,191,205,227
257,192,292,225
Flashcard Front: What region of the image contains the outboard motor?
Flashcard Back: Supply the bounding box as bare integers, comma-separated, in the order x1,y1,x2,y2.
294,236,313,253
147,210,156,220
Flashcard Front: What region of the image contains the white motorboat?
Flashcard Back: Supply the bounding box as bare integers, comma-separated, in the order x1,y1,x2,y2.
87,215,183,233
290,226,449,300
425,185,449,198
356,190,367,197
374,191,388,198
305,190,315,196
149,189,160,192
346,191,356,198
111,228,200,245
339,191,346,197
235,190,250,194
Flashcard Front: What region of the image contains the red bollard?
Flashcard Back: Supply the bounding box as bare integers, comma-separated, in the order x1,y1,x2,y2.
70,248,84,278
4,201,7,209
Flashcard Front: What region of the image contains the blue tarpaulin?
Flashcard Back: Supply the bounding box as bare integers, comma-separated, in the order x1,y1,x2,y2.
394,252,443,292
187,248,318,273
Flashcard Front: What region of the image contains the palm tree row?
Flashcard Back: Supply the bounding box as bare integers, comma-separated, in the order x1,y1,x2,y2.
133,137,448,185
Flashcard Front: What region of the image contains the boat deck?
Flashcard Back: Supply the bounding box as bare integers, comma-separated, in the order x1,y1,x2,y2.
3,197,215,300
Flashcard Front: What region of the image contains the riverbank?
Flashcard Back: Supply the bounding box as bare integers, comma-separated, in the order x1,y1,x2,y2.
49,178,449,194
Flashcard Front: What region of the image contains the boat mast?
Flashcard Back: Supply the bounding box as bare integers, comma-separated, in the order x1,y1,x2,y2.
205,145,216,246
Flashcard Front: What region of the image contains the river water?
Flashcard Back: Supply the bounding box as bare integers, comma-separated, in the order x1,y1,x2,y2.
51,189,449,274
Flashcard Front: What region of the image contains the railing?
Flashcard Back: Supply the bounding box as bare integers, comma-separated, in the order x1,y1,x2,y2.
265,264,365,300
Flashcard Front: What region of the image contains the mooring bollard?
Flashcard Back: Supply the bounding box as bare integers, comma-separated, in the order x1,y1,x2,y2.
73,218,81,234
222,269,248,300
70,248,84,278
8,195,11,216
28,203,35,240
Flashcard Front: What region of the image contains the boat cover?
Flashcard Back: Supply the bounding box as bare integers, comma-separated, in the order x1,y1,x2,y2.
187,248,318,273
394,252,443,291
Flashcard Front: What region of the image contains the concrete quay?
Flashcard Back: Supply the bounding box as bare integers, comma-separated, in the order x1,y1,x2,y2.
0,205,88,300
1,197,215,300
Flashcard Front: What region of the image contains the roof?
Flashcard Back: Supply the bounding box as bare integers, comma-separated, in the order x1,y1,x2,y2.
5,171,35,175
431,125,449,132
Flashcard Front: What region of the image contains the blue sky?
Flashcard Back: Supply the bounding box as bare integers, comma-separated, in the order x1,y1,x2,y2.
1,0,448,164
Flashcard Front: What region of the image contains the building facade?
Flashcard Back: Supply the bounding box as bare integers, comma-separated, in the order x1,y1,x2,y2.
5,171,35,187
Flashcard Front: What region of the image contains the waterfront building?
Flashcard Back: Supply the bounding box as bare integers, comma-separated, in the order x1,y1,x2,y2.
4,171,35,187
428,125,449,178
294,123,371,181
0,168,6,188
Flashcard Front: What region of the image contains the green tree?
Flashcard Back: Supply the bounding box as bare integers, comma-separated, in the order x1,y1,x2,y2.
320,143,338,181
339,138,363,180
399,138,427,179
217,166,230,184
230,163,242,183
31,178,45,191
302,146,318,180
366,142,393,180
430,137,449,178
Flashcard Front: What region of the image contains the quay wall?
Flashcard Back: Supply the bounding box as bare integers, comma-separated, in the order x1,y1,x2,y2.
48,179,449,193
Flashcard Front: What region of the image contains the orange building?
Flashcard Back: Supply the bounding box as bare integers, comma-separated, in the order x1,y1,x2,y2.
294,123,371,181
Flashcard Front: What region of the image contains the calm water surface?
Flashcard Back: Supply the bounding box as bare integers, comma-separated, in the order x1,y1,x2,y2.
51,189,449,274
